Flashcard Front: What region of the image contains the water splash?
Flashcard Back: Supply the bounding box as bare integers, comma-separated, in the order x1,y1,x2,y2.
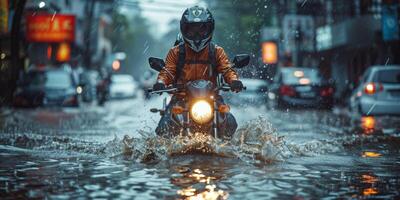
2,115,398,165
116,116,286,164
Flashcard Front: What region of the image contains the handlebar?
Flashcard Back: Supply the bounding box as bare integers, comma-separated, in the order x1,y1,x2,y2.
148,87,178,94
215,85,247,92
148,84,246,95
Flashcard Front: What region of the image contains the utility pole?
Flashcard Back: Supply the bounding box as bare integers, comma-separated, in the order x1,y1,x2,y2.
289,0,300,66
326,0,333,25
84,0,95,69
8,0,26,104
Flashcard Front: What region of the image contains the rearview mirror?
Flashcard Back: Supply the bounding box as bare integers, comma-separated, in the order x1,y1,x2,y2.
148,57,165,72
232,54,250,68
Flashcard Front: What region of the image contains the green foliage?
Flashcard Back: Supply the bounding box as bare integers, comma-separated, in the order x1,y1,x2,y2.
110,11,156,76
207,0,271,57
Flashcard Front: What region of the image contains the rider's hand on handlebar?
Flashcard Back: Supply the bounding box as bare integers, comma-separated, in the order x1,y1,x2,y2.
230,80,243,93
153,81,166,91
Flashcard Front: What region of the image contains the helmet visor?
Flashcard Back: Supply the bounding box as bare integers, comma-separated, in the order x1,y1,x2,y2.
182,22,212,41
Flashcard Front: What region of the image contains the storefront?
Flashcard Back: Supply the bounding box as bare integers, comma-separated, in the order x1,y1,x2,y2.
25,13,76,67
316,15,384,100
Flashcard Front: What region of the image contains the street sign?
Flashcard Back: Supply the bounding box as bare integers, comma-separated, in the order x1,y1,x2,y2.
26,14,75,42
282,15,315,52
382,4,399,41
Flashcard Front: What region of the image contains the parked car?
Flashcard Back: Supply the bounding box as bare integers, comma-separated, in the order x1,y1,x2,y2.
350,65,400,116
13,68,80,107
268,67,334,109
109,74,138,99
229,78,269,105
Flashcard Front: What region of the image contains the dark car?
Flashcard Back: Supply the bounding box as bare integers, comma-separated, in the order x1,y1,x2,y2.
268,67,334,109
13,69,80,107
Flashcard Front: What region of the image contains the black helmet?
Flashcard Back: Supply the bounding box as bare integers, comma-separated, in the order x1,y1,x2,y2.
180,6,214,52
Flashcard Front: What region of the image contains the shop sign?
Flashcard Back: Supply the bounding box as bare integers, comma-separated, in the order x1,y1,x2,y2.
26,14,75,42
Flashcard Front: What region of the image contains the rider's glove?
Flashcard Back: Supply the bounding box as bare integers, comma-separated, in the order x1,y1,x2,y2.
153,81,165,91
230,80,243,92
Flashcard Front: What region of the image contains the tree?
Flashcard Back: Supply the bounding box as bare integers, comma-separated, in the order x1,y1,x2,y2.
109,10,157,78
206,0,270,57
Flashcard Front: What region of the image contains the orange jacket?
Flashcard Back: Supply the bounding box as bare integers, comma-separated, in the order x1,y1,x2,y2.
157,44,239,86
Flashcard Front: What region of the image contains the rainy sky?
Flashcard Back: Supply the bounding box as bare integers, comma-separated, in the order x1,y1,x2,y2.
140,0,205,37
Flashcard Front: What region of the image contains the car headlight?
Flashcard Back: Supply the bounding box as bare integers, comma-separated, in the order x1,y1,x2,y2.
190,100,213,124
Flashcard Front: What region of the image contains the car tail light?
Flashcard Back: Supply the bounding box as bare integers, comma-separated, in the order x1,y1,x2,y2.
279,85,296,96
364,83,383,95
63,95,78,105
14,96,27,106
320,87,334,97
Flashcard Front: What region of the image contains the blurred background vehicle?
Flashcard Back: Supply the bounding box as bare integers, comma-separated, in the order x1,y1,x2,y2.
349,65,400,116
227,78,269,105
96,67,112,106
13,68,80,107
79,70,100,103
109,74,138,99
139,70,156,99
268,67,334,109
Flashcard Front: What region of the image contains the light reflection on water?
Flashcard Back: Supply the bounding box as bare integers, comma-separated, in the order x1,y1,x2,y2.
174,168,228,200
361,116,376,134
362,151,382,158
1,148,400,199
361,174,379,197
1,107,400,199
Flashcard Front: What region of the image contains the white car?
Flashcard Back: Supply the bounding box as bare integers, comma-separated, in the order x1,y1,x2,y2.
350,65,400,116
110,74,138,99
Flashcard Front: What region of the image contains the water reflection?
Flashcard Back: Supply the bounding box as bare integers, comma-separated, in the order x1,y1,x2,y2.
361,116,376,134
169,156,230,200
363,187,378,196
362,151,382,158
362,174,378,184
361,173,379,197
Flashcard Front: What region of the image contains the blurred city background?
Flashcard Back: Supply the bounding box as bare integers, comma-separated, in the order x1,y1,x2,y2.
0,0,399,106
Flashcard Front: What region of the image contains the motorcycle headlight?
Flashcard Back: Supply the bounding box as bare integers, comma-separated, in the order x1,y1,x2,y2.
190,100,213,124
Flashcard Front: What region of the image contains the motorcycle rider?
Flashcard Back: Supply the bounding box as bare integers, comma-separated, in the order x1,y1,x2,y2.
153,6,244,137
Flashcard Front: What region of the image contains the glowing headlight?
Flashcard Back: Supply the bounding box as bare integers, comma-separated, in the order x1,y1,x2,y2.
190,100,213,124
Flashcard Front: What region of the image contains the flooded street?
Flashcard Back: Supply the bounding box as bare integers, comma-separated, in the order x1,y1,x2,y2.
1,97,400,199
2,0,400,199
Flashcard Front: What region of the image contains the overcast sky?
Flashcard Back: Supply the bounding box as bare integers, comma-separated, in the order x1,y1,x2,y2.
138,0,206,38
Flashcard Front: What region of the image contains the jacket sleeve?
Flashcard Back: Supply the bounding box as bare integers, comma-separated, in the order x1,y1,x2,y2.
157,47,178,86
216,46,239,84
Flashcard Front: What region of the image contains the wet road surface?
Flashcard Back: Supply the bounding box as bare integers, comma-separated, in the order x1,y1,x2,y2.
1,95,400,199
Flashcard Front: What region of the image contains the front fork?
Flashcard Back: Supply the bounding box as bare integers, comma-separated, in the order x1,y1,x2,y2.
213,101,219,139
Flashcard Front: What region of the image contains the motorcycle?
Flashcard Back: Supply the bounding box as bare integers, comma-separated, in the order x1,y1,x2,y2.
148,54,250,139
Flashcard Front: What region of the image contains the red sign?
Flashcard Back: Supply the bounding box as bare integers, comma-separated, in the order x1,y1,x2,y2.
26,14,75,42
